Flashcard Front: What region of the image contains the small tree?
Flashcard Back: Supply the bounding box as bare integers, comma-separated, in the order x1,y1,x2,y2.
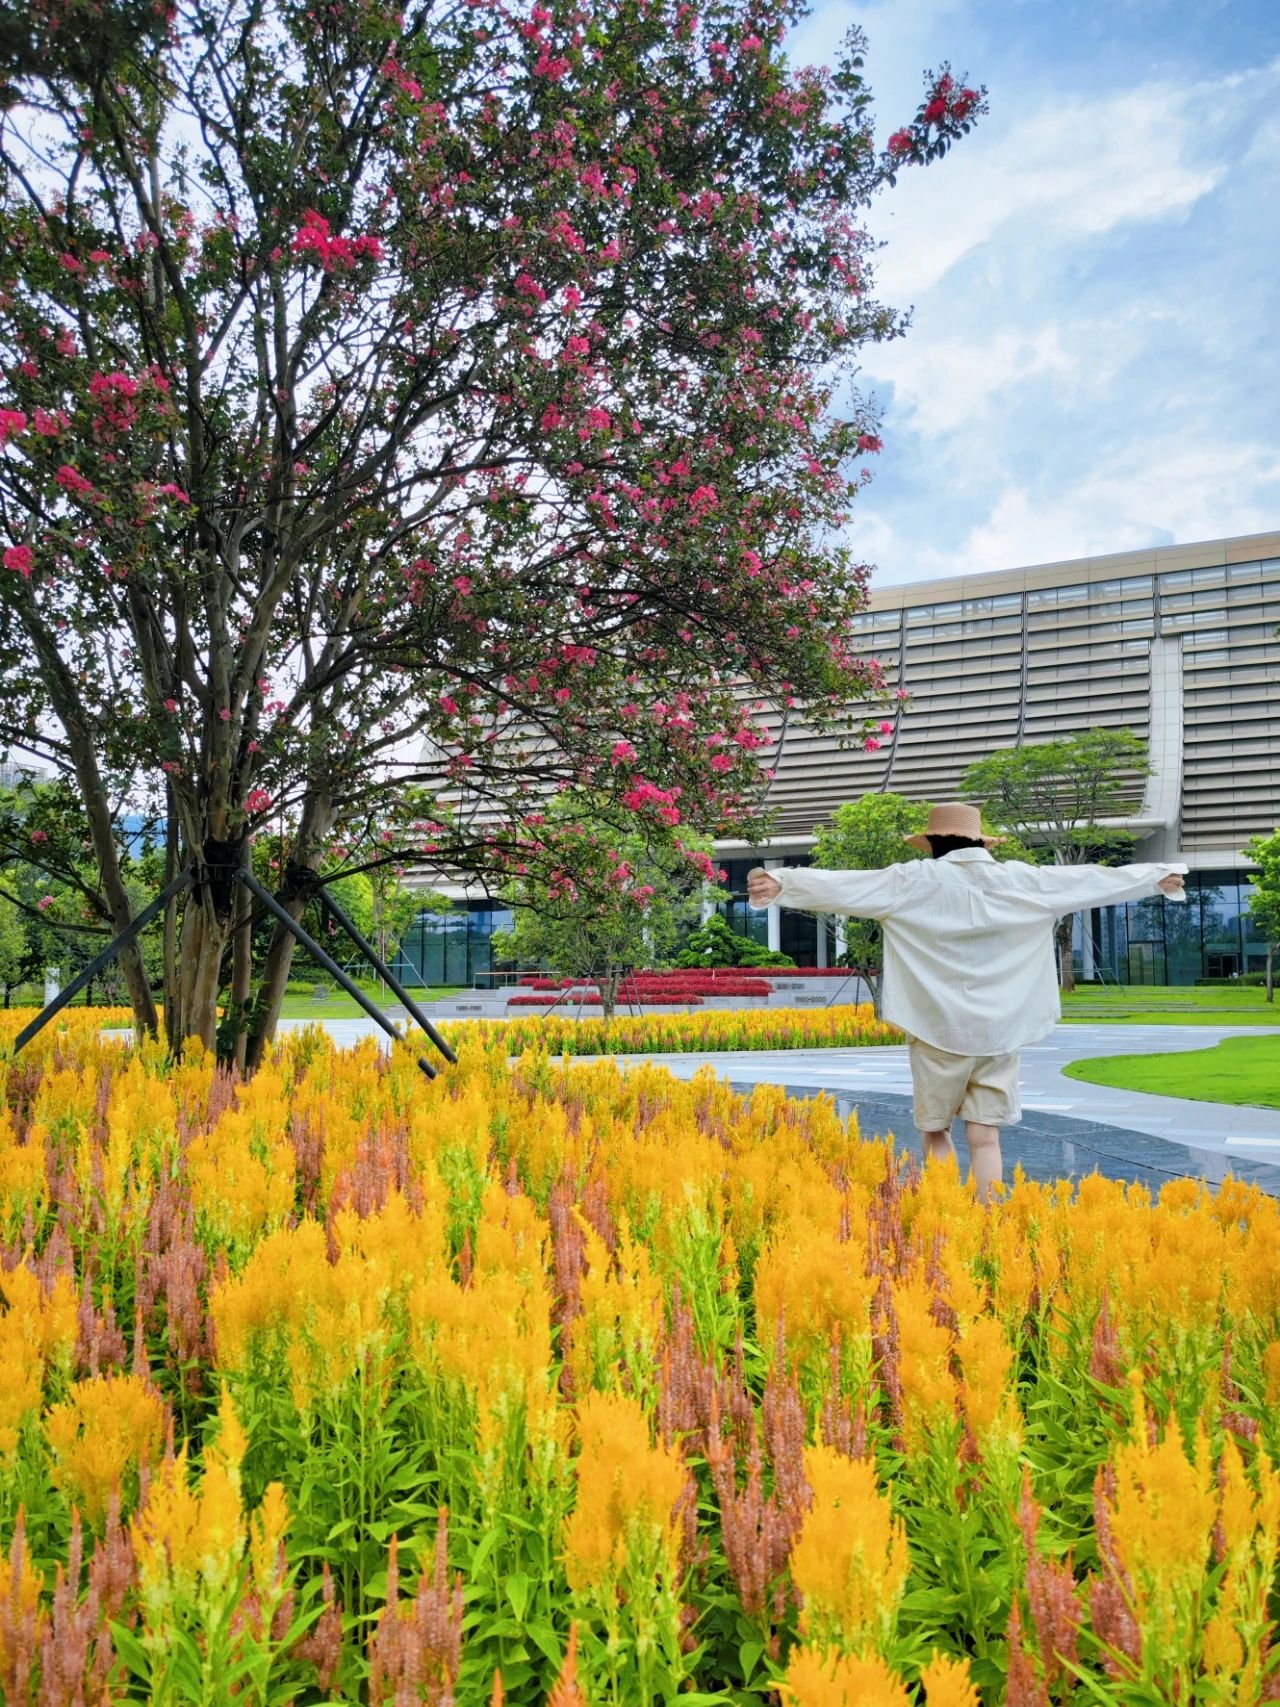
0,890,25,1004
675,912,795,969
1243,830,1280,1003
962,729,1152,994
811,791,1025,1014
493,806,716,1019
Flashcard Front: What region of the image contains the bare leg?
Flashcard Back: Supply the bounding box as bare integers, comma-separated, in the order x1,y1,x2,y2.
965,1121,1003,1204
922,1127,957,1169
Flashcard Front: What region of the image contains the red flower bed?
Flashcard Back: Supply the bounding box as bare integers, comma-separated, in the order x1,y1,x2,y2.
513,973,771,997
509,992,701,1007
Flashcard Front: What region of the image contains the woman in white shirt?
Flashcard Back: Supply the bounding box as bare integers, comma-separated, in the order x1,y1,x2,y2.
747,802,1187,1201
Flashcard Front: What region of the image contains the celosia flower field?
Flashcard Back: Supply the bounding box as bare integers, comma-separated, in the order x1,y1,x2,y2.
2,1009,1280,1705
473,1004,903,1055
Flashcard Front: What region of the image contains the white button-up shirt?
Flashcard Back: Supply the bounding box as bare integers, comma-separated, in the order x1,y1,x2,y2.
771,849,1188,1055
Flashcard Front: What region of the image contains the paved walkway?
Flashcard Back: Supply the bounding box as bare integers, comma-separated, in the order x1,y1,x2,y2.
282,1017,1280,1193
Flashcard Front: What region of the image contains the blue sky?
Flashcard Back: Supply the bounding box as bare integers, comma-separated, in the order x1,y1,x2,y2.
788,0,1280,585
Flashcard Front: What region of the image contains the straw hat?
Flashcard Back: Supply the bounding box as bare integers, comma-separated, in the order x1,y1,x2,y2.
904,802,1003,852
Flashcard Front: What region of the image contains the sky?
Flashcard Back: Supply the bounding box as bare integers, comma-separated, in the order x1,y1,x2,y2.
786,0,1280,587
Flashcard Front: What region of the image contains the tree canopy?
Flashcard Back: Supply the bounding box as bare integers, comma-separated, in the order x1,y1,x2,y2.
0,0,984,1055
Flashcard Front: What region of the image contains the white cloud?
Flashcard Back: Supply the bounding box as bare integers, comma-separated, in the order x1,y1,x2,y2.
868,77,1229,303
867,437,1280,584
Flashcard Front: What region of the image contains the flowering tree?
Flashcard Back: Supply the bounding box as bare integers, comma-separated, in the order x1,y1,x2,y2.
493,797,717,1017
0,0,984,1057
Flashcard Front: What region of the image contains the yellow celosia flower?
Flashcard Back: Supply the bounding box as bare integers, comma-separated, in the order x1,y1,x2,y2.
1105,1378,1216,1651
791,1447,909,1656
250,1481,290,1599
132,1443,245,1611
955,1316,1018,1447
917,1651,980,1706
562,1390,687,1592
0,1105,46,1228
46,1371,166,1523
890,1271,958,1453
780,1644,911,1706
755,1224,879,1372
0,1261,78,1458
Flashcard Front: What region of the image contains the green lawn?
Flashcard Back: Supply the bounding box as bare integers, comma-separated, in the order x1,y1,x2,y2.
1062,1033,1280,1109
1062,984,1280,1025
278,983,464,1021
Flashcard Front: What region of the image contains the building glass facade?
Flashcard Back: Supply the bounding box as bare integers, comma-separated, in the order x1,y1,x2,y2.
392,904,513,987
1078,871,1271,985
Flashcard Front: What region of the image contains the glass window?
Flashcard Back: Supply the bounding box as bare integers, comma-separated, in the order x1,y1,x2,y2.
1161,570,1195,589
1229,561,1262,582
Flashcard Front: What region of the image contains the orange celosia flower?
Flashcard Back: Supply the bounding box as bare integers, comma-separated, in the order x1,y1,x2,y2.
780,1643,911,1706
45,1371,166,1523
790,1446,909,1656
562,1390,687,1592
917,1650,980,1706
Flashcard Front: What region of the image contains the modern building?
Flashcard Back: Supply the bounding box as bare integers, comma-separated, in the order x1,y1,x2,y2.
717,530,1280,982
395,530,1279,987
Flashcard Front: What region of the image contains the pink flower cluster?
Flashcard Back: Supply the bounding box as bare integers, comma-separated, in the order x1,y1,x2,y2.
3,544,33,578
620,778,681,825
923,73,979,126
291,210,384,273
243,788,274,814
0,409,27,443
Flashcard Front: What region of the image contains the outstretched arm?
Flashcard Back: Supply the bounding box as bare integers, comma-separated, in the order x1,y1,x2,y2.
1016,862,1189,917
747,864,904,921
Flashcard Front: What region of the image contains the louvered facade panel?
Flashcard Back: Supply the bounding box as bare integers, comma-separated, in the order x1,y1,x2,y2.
721,532,1280,870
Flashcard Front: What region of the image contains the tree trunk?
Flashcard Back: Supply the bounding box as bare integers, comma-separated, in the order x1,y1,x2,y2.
169,841,245,1051
1267,942,1275,1003
598,968,620,1022
242,797,335,1069
1056,915,1076,994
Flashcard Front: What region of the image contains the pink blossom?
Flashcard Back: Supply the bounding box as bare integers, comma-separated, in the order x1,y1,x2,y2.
37,895,55,911
864,737,882,752
244,788,274,814
154,483,190,504
164,697,178,712
3,544,33,577
439,693,458,715
887,129,913,156
857,433,883,453
879,720,894,734
291,209,383,273
88,249,110,264
0,409,27,443
29,829,48,844
247,740,261,753
160,760,181,774
56,464,95,495
33,409,66,437
513,272,546,301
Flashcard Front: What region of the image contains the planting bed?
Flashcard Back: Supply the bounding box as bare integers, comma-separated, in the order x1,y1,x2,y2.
1,1009,1277,1704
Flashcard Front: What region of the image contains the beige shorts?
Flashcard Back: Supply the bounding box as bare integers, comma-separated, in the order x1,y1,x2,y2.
908,1038,1022,1130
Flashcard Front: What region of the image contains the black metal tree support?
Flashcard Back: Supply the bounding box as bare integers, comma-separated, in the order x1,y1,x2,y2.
13,868,195,1055
236,868,443,1078
311,881,457,1066
11,864,456,1079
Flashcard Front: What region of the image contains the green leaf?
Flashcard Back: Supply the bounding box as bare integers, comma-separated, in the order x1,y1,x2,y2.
505,1570,530,1622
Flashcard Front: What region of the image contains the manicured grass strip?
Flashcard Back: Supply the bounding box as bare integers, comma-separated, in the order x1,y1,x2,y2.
1062,1034,1280,1109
